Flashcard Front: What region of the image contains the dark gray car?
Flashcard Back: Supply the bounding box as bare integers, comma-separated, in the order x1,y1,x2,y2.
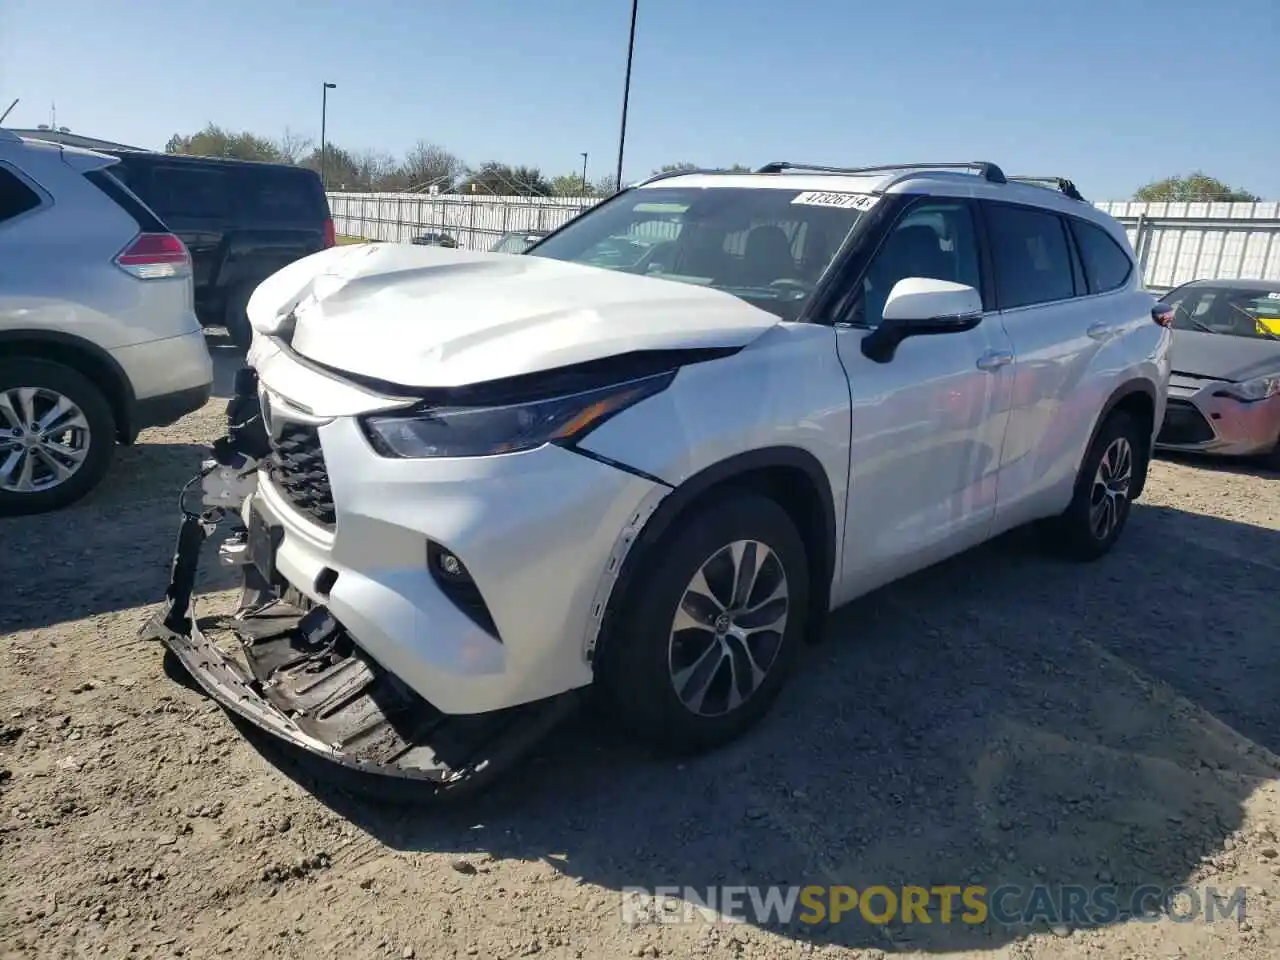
1155,278,1280,462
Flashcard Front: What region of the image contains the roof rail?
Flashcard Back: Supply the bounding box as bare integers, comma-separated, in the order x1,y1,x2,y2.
1006,176,1086,202
756,161,1008,185
633,166,740,187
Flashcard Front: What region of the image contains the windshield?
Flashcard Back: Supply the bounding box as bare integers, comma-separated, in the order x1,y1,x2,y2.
1162,285,1280,341
525,186,875,320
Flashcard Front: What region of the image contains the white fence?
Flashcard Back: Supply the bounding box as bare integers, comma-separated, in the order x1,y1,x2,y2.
1095,201,1280,292
328,192,1280,290
327,193,601,251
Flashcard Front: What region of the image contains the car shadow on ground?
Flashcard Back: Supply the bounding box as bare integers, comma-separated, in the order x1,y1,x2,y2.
0,439,238,634
1156,449,1279,480
0,330,241,633
230,500,1280,953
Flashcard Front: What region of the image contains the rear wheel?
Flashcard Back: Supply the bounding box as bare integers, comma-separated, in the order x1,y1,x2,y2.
594,492,810,755
224,283,257,350
0,358,116,516
1041,410,1143,561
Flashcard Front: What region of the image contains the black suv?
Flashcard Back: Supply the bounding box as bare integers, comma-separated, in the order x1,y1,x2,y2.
101,151,334,347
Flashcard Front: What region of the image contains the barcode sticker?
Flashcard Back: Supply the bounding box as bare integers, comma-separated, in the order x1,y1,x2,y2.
790,191,879,211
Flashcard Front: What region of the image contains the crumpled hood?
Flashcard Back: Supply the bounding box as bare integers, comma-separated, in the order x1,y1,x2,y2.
245,242,780,388
1170,329,1280,383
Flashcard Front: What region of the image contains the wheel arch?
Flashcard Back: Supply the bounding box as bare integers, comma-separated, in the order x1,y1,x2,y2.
1084,378,1158,498
592,446,839,662
0,330,136,443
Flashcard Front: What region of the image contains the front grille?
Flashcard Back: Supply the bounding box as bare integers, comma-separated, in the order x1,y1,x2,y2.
1157,399,1215,445
267,422,336,528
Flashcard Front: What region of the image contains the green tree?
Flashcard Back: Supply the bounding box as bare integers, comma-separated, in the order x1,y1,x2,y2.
459,163,553,196
652,161,699,175
550,172,595,196
164,124,282,162
1135,172,1259,203
301,144,369,191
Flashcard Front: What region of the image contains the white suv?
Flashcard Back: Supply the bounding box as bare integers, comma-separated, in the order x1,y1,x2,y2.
150,162,1170,793
0,132,213,515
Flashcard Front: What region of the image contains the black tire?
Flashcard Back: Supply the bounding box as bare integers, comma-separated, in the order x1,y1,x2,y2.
223,283,256,350
0,358,116,517
1041,410,1144,561
593,492,810,755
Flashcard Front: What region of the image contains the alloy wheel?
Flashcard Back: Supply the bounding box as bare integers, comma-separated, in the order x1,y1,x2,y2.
0,386,93,494
667,539,790,717
1088,436,1132,541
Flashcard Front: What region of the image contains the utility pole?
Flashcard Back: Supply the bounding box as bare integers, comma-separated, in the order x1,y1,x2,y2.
614,0,639,192
580,152,589,193
320,82,337,188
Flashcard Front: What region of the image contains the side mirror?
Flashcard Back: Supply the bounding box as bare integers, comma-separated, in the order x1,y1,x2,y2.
861,277,984,363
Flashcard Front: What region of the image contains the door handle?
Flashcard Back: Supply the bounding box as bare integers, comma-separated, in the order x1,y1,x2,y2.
976,350,1013,372
1087,321,1115,341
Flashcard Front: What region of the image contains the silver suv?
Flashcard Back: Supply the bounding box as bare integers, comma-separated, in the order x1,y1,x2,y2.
0,131,213,515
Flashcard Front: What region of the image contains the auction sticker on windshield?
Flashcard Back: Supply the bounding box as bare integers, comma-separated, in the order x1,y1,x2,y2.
791,192,879,211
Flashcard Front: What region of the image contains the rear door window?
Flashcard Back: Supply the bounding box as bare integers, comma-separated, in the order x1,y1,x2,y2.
1069,218,1132,294
984,203,1076,309
142,163,232,220
237,168,321,223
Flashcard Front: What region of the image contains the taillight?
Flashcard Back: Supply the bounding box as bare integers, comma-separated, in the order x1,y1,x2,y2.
1151,303,1174,327
115,232,190,280
323,218,336,248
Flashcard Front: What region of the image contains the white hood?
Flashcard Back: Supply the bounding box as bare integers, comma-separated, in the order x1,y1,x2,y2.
245,242,780,388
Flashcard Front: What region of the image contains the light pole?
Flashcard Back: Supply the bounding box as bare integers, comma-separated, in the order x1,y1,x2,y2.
580,152,589,193
614,0,638,192
320,82,337,189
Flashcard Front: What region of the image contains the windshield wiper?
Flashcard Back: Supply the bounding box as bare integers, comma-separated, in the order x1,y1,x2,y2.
1174,303,1215,333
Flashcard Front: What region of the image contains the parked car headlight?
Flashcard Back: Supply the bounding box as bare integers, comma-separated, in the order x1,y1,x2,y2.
361,371,674,458
1219,374,1280,403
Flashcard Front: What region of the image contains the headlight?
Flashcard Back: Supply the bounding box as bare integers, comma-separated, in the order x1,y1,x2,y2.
1219,374,1280,403
361,371,674,458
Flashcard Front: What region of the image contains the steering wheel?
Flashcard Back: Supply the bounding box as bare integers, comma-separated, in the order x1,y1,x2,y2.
769,278,813,298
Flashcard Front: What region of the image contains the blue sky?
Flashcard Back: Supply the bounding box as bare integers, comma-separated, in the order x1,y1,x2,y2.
2,0,1276,199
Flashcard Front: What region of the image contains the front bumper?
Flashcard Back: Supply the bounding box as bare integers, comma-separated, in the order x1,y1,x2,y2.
1155,377,1280,457
140,451,579,793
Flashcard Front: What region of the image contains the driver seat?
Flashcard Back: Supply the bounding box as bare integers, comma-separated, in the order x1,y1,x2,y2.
740,225,796,285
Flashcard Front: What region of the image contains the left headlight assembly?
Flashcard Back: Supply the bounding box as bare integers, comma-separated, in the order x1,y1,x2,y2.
361,370,675,459
1219,374,1280,403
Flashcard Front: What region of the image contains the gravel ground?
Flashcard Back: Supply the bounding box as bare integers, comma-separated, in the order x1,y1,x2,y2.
2,334,1278,960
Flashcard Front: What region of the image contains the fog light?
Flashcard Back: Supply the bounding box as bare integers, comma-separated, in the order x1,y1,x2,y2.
438,551,463,577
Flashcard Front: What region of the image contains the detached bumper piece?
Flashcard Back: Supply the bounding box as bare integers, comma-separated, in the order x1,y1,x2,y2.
155,593,576,798
140,368,578,801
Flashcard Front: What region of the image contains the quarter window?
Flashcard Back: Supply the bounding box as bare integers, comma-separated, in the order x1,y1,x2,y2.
986,204,1075,309
1069,219,1132,294
0,167,42,224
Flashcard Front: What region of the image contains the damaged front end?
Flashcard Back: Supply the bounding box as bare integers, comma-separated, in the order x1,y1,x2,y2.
139,367,577,800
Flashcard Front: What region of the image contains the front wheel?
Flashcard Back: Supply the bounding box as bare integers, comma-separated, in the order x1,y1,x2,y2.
0,358,117,516
594,492,810,755
1041,410,1144,561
